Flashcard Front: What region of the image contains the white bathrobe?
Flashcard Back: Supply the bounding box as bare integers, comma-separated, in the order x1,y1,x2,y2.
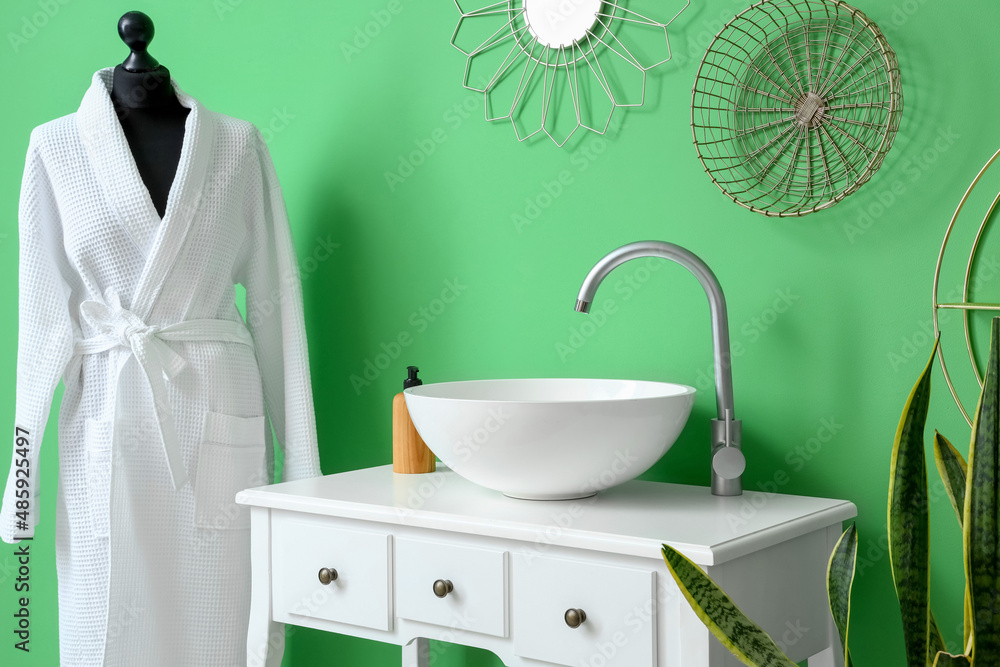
0,67,322,666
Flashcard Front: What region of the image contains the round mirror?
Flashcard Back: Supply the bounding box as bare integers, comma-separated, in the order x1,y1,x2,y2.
523,0,603,48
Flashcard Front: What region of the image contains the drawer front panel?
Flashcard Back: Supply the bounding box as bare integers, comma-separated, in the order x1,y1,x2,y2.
272,515,392,631
513,553,656,667
396,537,508,638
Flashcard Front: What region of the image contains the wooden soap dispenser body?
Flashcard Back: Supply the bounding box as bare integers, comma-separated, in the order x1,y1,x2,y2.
393,366,435,474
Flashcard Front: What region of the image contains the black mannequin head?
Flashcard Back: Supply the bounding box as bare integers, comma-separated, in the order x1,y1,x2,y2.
111,11,180,111
119,11,160,72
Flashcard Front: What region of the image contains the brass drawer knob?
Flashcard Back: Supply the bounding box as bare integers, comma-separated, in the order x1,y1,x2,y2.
318,568,339,585
564,608,587,628
433,579,454,598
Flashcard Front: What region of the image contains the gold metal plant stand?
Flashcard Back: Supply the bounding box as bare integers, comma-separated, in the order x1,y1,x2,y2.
932,146,1000,426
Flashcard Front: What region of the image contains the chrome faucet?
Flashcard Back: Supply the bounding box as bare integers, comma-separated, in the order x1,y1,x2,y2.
575,241,745,496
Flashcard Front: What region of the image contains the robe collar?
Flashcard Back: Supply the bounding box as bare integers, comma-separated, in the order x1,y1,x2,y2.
76,67,215,322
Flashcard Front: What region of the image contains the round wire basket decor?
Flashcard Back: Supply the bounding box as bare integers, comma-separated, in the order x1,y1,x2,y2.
691,0,902,216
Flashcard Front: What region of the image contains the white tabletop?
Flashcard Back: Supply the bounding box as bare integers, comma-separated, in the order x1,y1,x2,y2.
237,465,856,566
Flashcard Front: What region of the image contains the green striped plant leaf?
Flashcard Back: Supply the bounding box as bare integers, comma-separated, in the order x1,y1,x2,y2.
932,652,971,667
964,317,1000,664
932,431,974,649
929,612,947,664
934,431,968,529
661,545,797,667
888,337,937,667
931,431,972,655
827,524,857,667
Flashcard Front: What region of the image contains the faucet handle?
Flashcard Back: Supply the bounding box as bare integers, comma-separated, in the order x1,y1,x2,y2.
712,446,746,480
710,415,744,494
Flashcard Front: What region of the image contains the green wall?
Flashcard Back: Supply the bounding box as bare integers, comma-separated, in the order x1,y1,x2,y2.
0,0,995,665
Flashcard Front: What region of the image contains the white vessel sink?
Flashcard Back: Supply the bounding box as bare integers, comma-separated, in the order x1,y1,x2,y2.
403,378,695,500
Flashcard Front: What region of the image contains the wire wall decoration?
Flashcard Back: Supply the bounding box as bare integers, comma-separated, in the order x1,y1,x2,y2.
451,0,689,147
692,0,902,217
933,147,1000,427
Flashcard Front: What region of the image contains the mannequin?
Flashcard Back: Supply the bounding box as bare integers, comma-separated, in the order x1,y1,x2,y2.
1,9,324,664
110,11,189,218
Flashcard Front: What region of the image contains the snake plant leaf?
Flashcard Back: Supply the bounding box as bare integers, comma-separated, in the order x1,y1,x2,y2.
934,431,968,529
661,545,797,667
929,612,947,663
931,431,973,647
964,317,1000,663
888,337,937,667
932,433,974,649
963,593,972,657
827,524,857,667
931,652,971,667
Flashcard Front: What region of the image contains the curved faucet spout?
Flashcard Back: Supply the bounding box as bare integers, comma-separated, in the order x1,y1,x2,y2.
576,241,734,420
575,240,745,496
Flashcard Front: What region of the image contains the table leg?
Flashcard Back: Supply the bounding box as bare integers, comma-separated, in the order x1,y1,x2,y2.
248,506,284,667
403,638,430,667
808,586,845,666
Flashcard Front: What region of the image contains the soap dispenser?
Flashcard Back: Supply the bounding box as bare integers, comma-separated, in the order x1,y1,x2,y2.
393,366,435,474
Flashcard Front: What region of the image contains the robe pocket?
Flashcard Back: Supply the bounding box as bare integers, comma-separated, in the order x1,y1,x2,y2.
193,412,267,531
85,418,114,539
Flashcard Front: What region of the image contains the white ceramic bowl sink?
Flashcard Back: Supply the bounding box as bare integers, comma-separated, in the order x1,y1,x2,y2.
403,378,695,500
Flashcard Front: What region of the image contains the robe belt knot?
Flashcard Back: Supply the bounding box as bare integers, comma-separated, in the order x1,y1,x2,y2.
74,288,255,491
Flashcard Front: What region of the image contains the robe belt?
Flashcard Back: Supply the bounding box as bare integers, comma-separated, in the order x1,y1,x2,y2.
74,289,255,491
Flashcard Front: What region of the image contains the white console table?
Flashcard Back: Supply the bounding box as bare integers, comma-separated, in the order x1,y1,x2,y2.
236,465,855,667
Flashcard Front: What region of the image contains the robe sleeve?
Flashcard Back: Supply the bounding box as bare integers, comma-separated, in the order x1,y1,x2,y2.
0,132,76,543
241,129,322,483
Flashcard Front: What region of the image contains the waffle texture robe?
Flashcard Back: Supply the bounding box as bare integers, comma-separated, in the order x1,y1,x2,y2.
0,67,323,666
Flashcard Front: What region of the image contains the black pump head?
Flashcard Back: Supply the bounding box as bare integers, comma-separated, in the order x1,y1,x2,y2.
118,11,160,72
403,366,422,389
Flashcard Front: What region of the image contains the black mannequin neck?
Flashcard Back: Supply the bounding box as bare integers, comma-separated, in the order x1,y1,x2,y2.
111,64,183,111
109,64,190,218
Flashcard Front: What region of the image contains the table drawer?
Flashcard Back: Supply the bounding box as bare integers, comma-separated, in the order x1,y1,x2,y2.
512,553,656,667
272,514,392,631
396,537,508,638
